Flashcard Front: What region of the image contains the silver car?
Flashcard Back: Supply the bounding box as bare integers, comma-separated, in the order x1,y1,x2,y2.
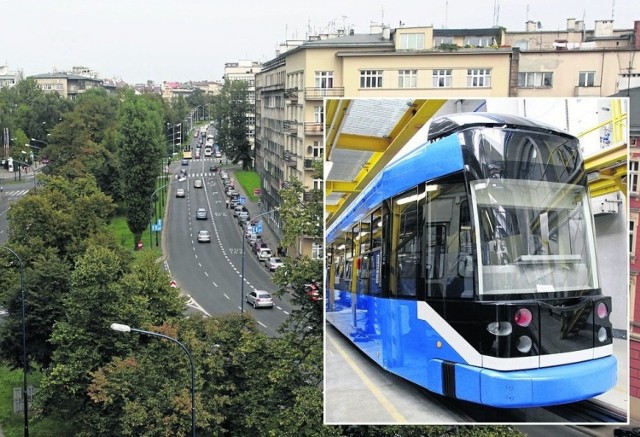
245,290,274,309
197,230,211,243
265,257,284,271
196,208,207,220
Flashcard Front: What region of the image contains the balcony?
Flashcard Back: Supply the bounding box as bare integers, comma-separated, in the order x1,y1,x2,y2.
284,87,299,102
304,158,319,169
284,151,297,167
304,87,344,100
304,122,323,136
283,120,298,135
574,85,602,97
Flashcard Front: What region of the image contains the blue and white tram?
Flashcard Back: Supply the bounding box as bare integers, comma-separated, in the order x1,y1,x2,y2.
325,113,616,408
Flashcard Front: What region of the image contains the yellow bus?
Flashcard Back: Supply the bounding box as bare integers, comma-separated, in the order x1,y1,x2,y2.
183,151,192,159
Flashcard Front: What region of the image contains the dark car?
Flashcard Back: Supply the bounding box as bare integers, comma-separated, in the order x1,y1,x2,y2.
181,159,189,166
209,165,218,172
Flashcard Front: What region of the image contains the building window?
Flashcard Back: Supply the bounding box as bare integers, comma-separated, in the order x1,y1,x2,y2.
311,241,323,260
467,69,491,87
434,36,454,47
631,217,637,256
315,71,333,88
313,178,323,191
518,72,553,88
398,70,417,88
433,69,452,87
464,36,495,47
578,71,596,87
631,160,639,195
360,70,383,88
312,141,323,158
314,106,324,123
399,33,425,50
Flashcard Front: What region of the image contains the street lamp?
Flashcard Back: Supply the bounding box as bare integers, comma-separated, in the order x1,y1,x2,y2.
110,323,195,437
0,245,29,437
241,208,278,313
148,179,183,249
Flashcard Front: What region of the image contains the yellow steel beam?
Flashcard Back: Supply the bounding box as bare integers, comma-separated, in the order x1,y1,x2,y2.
335,133,390,152
584,143,627,171
325,203,340,213
326,99,446,229
325,99,350,161
588,163,627,198
325,180,361,193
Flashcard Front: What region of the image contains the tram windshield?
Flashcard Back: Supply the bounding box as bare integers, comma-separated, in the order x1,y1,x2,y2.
471,179,598,296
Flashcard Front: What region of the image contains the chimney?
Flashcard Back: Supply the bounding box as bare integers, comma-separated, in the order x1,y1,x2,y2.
567,18,576,31
575,20,585,32
635,21,640,49
594,20,614,37
349,28,355,36
370,23,383,34
525,20,537,32
382,26,391,39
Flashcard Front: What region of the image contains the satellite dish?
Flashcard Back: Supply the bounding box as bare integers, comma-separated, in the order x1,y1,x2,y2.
537,21,542,29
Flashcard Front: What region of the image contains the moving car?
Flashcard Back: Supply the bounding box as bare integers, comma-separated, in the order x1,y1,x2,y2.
175,188,185,198
195,208,207,220
209,164,218,172
265,257,284,271
181,159,189,166
194,179,203,188
197,230,211,243
245,290,274,309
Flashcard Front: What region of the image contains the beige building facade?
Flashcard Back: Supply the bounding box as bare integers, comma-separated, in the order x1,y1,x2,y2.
30,72,104,99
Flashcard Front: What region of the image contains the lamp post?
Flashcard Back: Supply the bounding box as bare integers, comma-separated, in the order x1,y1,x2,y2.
11,158,37,193
241,208,278,313
0,245,29,437
148,179,182,249
110,323,195,437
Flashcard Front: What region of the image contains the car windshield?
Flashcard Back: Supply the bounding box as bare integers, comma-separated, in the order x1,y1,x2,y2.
258,293,271,299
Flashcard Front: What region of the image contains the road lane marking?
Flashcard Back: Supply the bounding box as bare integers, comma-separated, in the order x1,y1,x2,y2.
257,321,267,328
223,293,230,299
204,271,208,277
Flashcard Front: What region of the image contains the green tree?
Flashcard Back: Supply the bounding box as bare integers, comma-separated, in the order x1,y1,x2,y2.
116,93,165,249
214,80,252,169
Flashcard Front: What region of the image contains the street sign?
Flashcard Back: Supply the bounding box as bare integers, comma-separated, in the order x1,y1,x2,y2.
238,196,246,205
152,224,159,231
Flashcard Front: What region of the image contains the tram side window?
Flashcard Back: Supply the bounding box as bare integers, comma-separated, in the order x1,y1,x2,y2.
446,200,474,298
393,188,425,299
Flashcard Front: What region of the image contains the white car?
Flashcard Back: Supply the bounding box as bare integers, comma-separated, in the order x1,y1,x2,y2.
245,290,274,309
257,248,272,261
197,230,211,243
175,188,185,198
265,257,284,271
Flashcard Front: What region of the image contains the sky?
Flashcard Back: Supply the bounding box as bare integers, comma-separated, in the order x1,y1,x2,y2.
1,0,636,84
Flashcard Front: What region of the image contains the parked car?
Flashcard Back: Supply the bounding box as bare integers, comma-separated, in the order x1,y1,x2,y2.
194,179,203,188
257,247,272,261
197,230,211,243
253,241,268,255
196,208,207,220
265,257,284,271
305,283,321,301
237,211,249,223
226,189,238,198
245,290,274,309
175,188,185,198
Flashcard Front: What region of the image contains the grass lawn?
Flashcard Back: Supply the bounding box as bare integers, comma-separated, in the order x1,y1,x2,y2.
0,364,74,437
232,170,261,202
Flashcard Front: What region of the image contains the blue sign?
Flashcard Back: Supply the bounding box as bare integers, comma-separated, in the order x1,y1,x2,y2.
253,220,263,234
152,224,160,231
238,196,247,205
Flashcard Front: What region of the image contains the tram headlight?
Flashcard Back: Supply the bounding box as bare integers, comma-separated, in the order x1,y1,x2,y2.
516,335,533,353
514,308,533,327
487,321,512,336
597,326,608,343
596,302,608,319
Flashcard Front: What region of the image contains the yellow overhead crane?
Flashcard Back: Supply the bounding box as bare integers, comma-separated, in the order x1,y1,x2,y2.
581,100,628,198
325,99,446,228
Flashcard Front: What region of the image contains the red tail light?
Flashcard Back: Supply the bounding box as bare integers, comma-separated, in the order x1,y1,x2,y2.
514,308,532,327
596,302,608,319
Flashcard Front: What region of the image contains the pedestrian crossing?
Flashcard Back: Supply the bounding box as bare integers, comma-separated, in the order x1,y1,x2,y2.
1,190,30,197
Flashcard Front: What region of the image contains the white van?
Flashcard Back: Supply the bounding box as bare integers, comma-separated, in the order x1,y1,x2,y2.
257,248,272,261
204,147,212,157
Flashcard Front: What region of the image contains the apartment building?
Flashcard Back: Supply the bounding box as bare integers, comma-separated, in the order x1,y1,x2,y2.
29,71,104,99
223,61,262,151
0,65,23,89
505,19,640,96
620,86,640,418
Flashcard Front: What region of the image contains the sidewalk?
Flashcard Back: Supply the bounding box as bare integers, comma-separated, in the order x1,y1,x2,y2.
224,164,281,254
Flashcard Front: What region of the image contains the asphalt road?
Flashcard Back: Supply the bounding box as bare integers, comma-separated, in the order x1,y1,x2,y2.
0,172,38,245
165,142,293,337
